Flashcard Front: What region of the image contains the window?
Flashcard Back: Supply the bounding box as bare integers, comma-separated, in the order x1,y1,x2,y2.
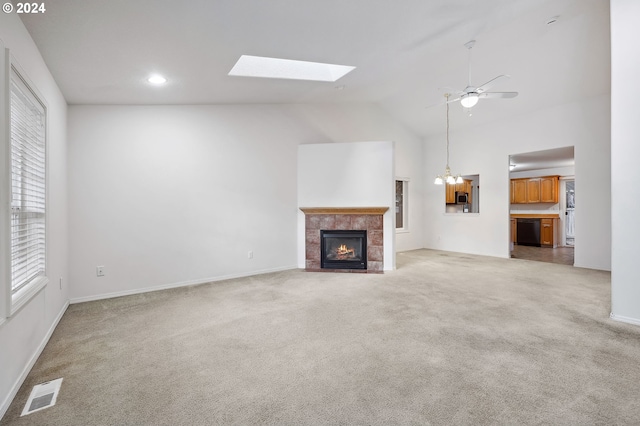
395,179,408,231
2,54,48,316
444,174,479,214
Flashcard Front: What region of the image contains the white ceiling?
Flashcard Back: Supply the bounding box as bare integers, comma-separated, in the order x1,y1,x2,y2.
18,0,610,138
510,146,575,172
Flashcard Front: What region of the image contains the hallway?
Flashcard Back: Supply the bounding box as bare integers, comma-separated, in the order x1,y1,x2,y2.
511,245,574,266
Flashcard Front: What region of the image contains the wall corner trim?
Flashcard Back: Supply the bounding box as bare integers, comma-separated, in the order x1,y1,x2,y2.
610,312,640,327
69,265,299,305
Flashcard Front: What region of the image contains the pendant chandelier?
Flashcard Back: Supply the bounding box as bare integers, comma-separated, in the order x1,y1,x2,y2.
434,94,463,185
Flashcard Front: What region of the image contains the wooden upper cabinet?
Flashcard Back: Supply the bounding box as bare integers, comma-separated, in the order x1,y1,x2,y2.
513,179,528,204
445,182,455,204
540,176,558,203
527,178,541,203
510,180,515,204
510,176,559,204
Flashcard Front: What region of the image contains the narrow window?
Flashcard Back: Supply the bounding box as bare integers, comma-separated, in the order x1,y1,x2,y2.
395,179,408,231
5,61,48,313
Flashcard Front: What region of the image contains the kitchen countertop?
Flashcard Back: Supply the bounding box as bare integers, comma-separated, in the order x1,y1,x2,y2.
510,213,560,219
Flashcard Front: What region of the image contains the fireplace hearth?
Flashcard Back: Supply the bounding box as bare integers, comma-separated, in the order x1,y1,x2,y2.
321,230,367,270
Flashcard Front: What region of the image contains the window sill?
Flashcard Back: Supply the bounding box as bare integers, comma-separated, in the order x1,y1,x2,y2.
396,229,410,234
443,213,481,217
10,276,49,317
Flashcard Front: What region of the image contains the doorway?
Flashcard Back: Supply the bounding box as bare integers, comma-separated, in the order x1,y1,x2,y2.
509,147,575,266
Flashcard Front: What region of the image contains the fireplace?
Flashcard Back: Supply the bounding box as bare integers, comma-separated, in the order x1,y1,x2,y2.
300,207,387,273
321,230,367,270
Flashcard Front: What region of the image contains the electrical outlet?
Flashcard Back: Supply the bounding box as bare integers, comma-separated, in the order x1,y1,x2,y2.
96,266,105,277
248,251,253,259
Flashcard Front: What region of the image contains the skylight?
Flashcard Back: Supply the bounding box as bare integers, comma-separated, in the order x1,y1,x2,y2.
228,55,355,82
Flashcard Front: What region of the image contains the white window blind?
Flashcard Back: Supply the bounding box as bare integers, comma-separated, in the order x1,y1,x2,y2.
9,67,46,294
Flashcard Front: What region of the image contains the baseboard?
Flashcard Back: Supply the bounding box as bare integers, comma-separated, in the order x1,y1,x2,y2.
0,300,69,421
69,265,299,304
610,312,640,327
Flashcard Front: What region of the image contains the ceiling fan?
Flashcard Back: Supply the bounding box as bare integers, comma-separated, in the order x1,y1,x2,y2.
440,40,518,109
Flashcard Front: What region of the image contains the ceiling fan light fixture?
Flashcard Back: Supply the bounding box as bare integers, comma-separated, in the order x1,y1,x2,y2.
460,93,479,108
147,74,167,85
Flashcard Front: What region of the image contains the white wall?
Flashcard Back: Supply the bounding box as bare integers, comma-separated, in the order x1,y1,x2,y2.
297,141,395,270
423,95,610,270
68,104,422,302
0,14,68,419
610,0,640,324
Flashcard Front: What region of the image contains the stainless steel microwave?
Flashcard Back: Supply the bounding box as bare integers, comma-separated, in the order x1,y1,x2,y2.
455,191,468,204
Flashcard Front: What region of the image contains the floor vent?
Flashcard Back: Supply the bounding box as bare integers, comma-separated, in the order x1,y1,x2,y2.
21,378,63,416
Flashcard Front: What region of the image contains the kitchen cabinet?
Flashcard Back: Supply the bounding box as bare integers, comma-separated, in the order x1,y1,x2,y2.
445,182,455,204
512,179,527,204
510,176,558,204
445,179,472,204
541,218,554,246
540,177,558,203
527,178,541,203
511,214,558,248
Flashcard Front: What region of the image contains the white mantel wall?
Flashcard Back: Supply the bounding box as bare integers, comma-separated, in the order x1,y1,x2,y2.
610,0,640,325
297,141,395,270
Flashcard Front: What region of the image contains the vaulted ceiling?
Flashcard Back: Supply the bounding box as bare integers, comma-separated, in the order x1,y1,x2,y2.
19,0,610,138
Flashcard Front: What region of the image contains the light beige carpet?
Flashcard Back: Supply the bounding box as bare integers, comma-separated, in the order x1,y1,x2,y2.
2,249,639,425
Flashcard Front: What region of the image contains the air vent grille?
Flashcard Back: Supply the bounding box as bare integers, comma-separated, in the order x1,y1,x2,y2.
21,378,63,416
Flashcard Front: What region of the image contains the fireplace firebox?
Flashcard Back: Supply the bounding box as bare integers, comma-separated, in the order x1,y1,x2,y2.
320,230,367,270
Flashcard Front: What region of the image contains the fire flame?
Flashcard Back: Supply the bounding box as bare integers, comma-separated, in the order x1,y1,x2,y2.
336,244,355,257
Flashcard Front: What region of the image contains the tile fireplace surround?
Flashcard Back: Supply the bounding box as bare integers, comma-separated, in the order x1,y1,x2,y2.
300,207,388,273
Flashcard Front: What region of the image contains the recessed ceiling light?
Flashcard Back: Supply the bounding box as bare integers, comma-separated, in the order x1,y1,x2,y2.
147,75,167,84
228,55,355,82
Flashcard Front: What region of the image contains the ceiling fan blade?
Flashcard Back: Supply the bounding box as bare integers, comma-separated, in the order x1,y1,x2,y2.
479,91,518,99
425,95,462,109
476,75,510,93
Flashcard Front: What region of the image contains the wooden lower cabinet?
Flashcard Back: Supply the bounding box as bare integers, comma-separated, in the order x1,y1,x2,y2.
541,218,554,247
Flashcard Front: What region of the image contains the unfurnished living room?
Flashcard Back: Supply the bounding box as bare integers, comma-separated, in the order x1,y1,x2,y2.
1,1,639,425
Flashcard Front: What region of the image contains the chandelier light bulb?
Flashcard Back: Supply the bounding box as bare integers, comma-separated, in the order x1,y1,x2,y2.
434,176,444,185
